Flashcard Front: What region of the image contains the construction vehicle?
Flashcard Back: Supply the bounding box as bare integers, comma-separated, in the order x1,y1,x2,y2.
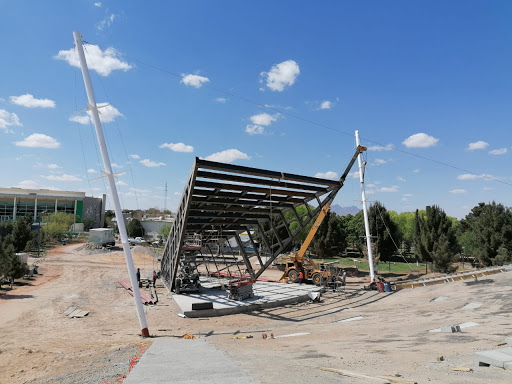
278,205,341,286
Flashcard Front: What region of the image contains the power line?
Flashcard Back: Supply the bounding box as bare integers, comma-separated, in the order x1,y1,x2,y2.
106,53,511,189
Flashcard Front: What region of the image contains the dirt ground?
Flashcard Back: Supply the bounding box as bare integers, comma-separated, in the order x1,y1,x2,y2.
1,243,511,383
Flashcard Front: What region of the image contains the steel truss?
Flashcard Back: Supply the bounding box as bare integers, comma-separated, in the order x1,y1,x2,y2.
161,150,363,292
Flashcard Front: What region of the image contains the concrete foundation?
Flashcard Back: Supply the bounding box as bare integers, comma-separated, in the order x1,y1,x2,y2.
172,281,322,318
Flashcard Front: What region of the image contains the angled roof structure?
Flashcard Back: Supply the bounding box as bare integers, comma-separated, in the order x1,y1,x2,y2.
161,148,364,291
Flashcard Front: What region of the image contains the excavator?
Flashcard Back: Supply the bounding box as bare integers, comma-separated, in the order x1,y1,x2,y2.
278,204,339,286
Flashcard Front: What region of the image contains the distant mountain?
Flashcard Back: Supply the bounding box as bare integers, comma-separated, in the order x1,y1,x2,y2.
330,204,360,216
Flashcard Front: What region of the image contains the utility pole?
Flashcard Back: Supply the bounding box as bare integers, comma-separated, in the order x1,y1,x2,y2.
73,31,149,337
164,182,168,213
355,130,376,282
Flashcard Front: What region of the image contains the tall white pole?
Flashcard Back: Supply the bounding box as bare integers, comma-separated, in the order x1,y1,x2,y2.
355,130,376,282
73,31,150,337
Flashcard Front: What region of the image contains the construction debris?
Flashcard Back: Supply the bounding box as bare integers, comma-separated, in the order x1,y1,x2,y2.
118,280,156,305
451,367,473,372
321,367,417,384
231,335,253,339
474,347,512,369
64,307,89,318
183,333,197,339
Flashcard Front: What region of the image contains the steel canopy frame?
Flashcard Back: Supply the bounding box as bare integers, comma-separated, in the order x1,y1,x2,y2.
161,149,363,291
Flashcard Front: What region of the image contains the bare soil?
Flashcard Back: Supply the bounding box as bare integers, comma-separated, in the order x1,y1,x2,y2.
1,243,511,383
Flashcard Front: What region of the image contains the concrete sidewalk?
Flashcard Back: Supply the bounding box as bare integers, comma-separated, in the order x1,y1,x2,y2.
123,338,259,384
173,281,321,317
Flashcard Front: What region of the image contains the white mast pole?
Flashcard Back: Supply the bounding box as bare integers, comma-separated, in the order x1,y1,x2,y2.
355,130,376,283
73,31,149,337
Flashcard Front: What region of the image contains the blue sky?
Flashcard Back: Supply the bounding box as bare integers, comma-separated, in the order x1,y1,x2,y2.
1,1,510,219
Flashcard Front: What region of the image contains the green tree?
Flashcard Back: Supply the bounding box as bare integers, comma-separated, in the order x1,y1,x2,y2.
459,202,512,266
389,211,416,252
309,211,346,258
414,206,460,273
158,224,172,241
127,218,145,238
0,235,29,281
367,202,400,262
12,216,33,252
340,211,364,253
45,212,75,241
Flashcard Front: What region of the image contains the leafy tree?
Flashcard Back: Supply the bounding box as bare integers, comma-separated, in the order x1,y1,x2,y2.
459,202,512,266
45,212,75,241
104,210,115,228
127,218,145,238
367,201,400,262
414,205,460,273
158,224,172,241
389,211,415,252
340,211,364,253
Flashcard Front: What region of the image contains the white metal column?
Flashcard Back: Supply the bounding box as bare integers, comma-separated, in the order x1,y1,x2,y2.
73,31,149,337
355,130,376,282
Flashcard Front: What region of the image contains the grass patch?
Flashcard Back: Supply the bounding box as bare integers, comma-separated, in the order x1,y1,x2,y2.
315,257,426,274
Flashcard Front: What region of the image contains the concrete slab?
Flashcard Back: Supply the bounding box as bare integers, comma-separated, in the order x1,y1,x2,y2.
173,281,321,318
123,339,259,384
506,336,512,345
474,347,512,369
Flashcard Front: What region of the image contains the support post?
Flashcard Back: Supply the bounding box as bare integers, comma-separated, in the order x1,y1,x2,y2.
355,130,376,282
73,31,149,337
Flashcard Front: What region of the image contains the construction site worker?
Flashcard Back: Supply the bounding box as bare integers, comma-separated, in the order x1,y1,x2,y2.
136,268,141,288
298,271,304,285
152,270,157,288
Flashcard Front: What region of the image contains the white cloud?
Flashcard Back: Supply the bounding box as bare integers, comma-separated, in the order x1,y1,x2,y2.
159,142,194,153
374,159,387,165
94,2,102,6
489,148,507,155
319,101,332,110
315,171,338,179
379,186,399,193
403,193,413,197
47,164,60,169
396,176,406,182
367,144,394,151
130,154,140,159
10,94,55,108
16,180,39,189
43,174,82,182
140,159,166,167
349,171,360,178
413,169,420,173
87,169,97,174
260,60,300,92
55,44,132,76
215,97,227,103
457,173,493,181
15,133,60,148
483,186,494,191
116,180,128,186
449,189,467,194
70,103,123,125
97,13,116,31
250,113,277,126
245,125,265,135
402,133,439,148
204,149,250,163
111,163,122,169
467,141,489,151
0,109,22,132
181,74,210,88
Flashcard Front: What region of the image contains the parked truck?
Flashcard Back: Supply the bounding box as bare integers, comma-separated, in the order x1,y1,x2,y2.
88,228,116,247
